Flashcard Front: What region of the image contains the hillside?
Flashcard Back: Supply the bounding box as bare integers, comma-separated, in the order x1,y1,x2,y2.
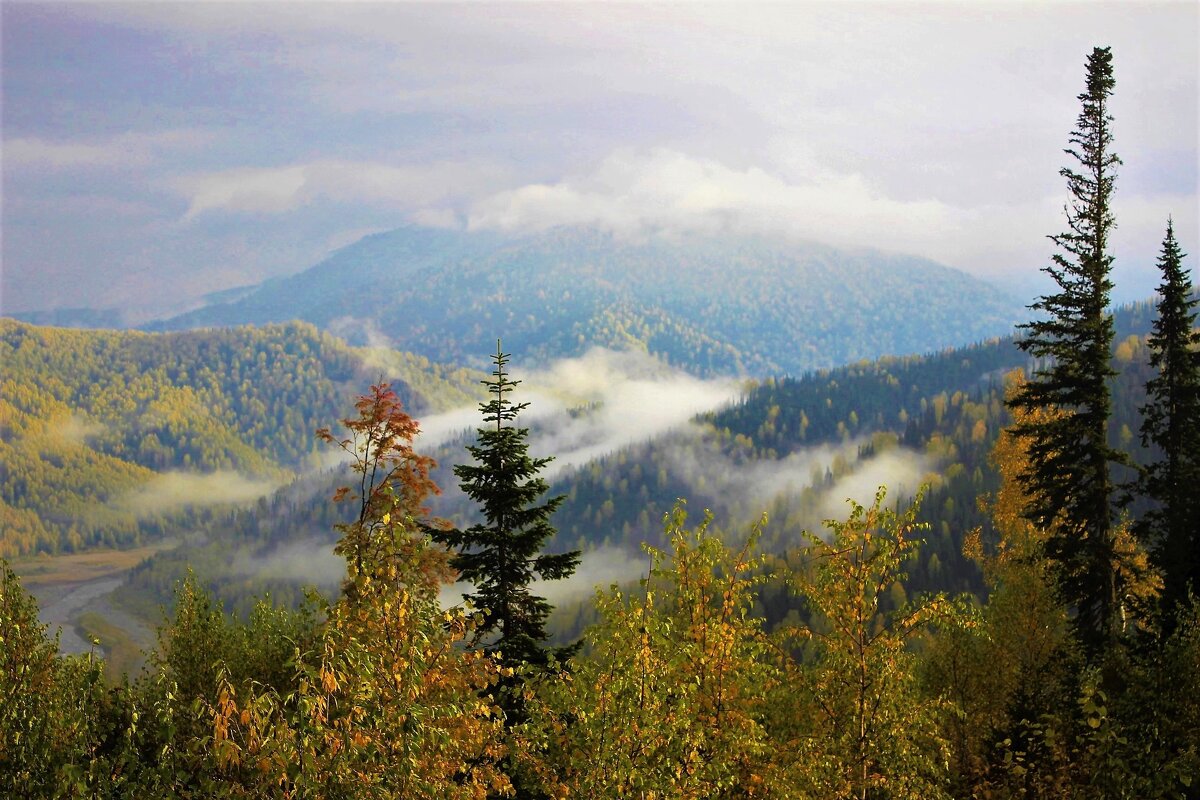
0,319,484,557
153,225,1024,377
122,300,1164,617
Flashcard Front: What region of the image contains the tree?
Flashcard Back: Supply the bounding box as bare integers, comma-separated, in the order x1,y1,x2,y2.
781,488,952,800
520,504,787,799
1009,46,1126,656
200,383,510,799
926,372,1079,796
430,342,580,712
317,381,441,604
1136,220,1200,623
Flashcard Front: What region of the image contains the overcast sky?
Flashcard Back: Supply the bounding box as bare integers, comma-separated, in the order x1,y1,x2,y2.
2,2,1196,317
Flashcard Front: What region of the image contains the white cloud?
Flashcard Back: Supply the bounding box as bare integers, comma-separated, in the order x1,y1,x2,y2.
5,138,134,169
464,148,1012,270
414,348,742,478
462,146,1197,279
118,471,283,517
175,158,512,219
179,166,309,218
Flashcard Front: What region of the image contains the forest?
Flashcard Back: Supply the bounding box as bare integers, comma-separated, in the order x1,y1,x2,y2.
2,46,1198,799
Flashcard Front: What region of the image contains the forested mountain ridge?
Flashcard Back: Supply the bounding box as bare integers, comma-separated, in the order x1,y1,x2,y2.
152,224,1025,376
0,319,484,557
121,299,1167,619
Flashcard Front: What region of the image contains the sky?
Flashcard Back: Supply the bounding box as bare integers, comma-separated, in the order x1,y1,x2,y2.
2,2,1196,318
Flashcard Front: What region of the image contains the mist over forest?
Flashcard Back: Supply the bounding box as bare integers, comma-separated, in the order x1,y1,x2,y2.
2,4,1198,798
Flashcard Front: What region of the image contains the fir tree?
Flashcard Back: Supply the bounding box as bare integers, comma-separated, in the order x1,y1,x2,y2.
431,341,580,709
1137,220,1200,624
1009,46,1126,655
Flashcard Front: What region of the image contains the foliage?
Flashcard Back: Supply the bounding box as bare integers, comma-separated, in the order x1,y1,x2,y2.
0,560,126,798
1136,220,1200,623
521,503,788,799
1009,46,1126,656
0,319,483,558
924,374,1081,796
429,343,580,718
779,488,952,800
127,383,509,799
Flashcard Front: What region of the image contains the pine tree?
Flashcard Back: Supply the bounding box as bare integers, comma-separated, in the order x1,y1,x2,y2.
431,341,580,711
1137,220,1200,623
1009,46,1125,656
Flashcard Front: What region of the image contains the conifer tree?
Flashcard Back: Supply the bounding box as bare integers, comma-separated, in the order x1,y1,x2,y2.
1009,46,1125,655
1136,220,1200,623
431,341,580,709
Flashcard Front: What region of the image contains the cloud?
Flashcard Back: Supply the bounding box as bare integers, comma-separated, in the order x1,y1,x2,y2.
412,347,740,481
441,545,650,609
463,148,1045,271
54,414,107,446
178,166,309,218
4,138,135,169
658,433,934,538
440,348,740,475
817,451,933,523
235,538,345,588
461,144,1197,279
4,130,213,171
118,471,282,517
175,159,513,219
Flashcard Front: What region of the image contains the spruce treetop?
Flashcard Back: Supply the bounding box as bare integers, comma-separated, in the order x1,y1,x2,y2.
431,341,580,699
1009,46,1126,656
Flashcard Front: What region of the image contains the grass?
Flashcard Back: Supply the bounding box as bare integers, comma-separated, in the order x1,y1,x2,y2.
11,541,176,587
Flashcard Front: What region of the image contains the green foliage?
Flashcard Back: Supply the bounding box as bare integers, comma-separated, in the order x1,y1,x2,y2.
1136,221,1200,622
1009,46,1127,655
779,488,952,800
0,319,484,558
0,560,126,798
521,504,787,799
430,343,580,717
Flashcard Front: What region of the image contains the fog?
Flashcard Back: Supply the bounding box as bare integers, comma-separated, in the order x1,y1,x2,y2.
54,414,106,445
119,470,283,517
659,432,935,539
416,347,742,478
234,538,345,589
440,545,651,610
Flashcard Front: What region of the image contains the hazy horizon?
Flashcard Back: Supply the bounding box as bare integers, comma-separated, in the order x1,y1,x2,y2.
2,2,1196,317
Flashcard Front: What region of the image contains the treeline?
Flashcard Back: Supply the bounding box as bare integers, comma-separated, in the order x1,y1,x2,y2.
163,222,1021,379
0,319,482,557
114,297,1166,625
2,371,1196,798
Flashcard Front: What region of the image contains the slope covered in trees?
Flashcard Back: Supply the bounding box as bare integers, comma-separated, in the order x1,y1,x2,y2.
0,319,483,557
4,363,1196,798
116,298,1167,623
154,225,1024,377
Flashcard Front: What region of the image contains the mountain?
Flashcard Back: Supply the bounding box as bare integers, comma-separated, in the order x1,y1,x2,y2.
122,299,1164,620
0,319,484,558
152,225,1025,376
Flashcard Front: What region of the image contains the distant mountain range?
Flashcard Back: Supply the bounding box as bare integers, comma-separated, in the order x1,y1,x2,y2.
151,225,1025,376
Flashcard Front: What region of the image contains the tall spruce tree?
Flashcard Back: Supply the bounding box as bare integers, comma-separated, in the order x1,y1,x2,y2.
1009,46,1125,655
1137,219,1200,624
431,341,580,706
